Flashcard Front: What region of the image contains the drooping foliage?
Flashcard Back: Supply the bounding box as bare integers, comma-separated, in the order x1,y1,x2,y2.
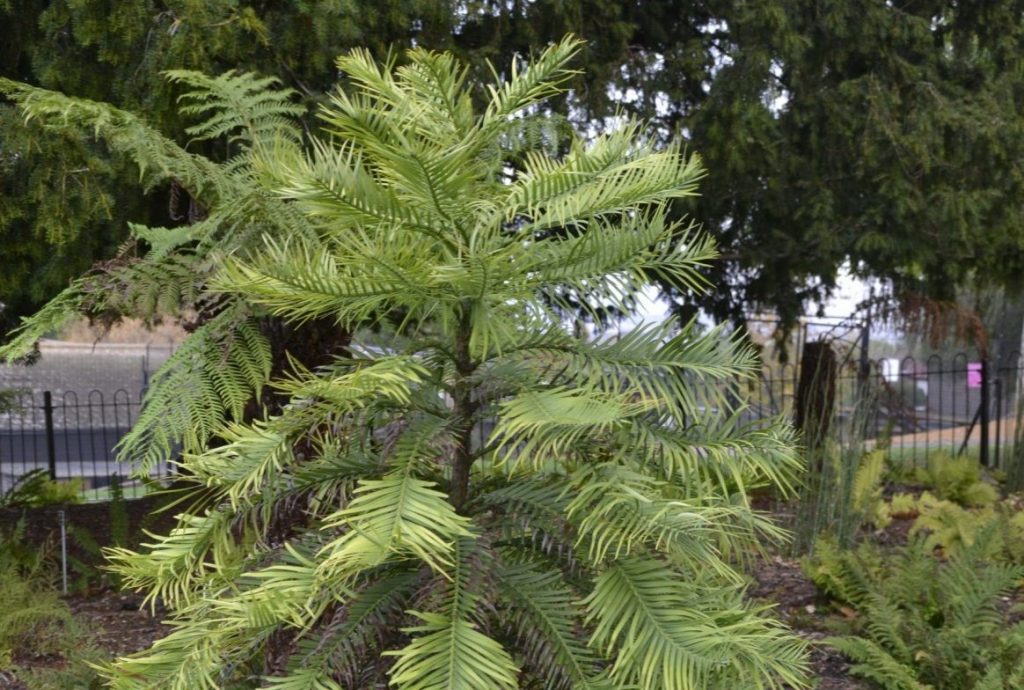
0,0,455,335
3,39,809,689
0,65,330,471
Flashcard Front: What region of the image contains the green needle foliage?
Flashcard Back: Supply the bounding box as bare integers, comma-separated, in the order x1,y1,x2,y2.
3,38,808,689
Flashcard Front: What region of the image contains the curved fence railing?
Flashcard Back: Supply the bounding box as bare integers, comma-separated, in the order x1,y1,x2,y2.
0,351,1020,498
0,388,171,498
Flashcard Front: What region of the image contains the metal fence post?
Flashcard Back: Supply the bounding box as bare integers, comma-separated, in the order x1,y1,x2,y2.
980,359,990,467
43,391,57,481
995,379,1003,468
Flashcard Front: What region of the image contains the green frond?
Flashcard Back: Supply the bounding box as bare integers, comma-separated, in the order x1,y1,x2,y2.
130,221,202,261
332,48,404,112
388,611,519,690
117,309,272,473
0,78,222,199
482,476,573,544
483,37,584,121
396,48,475,136
628,416,803,497
801,537,882,607
939,543,1023,629
388,538,519,690
262,671,343,690
859,594,915,665
273,570,420,689
109,254,204,319
186,419,296,509
586,557,809,690
0,281,84,361
316,473,472,583
509,133,703,232
164,69,305,146
275,355,430,413
565,465,759,576
495,558,613,690
826,636,926,690
215,236,430,326
493,386,652,468
516,211,715,303
101,565,305,683
268,137,447,242
497,320,760,423
104,509,241,610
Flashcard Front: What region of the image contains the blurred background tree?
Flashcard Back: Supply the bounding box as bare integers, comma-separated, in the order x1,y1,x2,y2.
4,1,1024,339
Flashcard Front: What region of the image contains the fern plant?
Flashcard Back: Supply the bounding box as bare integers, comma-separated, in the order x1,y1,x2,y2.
0,67,313,474
892,491,1024,563
913,452,998,507
808,534,1024,690
3,38,809,689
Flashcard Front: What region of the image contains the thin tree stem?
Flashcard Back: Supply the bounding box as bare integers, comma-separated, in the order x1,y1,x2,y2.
449,304,477,511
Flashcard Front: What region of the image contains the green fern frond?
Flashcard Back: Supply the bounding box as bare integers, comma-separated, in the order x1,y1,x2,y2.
0,281,84,361
116,309,272,473
165,69,305,146
0,78,222,199
827,636,926,690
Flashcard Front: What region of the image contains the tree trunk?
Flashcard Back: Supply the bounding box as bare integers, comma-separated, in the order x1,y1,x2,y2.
795,340,837,463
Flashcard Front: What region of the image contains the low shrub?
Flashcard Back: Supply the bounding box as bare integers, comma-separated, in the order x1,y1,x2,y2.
806,533,1024,690
0,469,83,509
913,452,998,507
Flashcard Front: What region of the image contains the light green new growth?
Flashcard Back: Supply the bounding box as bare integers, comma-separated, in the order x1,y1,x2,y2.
4,38,809,689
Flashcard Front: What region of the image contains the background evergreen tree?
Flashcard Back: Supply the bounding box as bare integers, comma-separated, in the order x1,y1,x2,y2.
0,0,454,335
2,39,808,689
6,1,1024,338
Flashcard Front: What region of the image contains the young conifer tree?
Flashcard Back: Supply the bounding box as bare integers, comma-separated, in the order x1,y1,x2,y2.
1,38,808,689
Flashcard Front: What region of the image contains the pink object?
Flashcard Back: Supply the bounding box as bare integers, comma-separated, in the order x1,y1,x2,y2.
967,362,983,388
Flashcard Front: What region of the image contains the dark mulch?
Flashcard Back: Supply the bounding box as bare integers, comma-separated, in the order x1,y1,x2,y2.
7,560,871,689
68,591,168,658
1,591,167,690
748,554,870,689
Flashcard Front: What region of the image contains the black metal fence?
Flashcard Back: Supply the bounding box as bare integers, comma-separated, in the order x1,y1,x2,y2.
0,352,1019,498
0,388,170,498
751,352,1023,469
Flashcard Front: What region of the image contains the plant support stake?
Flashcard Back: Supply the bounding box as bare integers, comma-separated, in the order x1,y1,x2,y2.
59,509,68,595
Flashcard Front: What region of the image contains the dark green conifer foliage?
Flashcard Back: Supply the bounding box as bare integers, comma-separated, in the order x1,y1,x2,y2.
5,1,1024,335
0,0,455,334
